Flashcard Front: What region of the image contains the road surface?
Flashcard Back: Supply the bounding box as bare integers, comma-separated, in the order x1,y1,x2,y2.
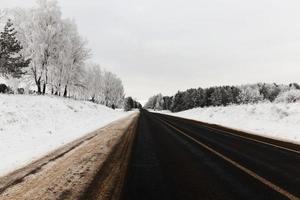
122,110,300,200
1,110,300,200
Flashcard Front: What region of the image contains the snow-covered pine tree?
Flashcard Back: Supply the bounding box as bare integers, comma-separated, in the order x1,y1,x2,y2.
0,19,30,78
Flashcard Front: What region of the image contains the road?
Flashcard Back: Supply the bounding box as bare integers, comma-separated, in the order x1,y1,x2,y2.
122,110,300,200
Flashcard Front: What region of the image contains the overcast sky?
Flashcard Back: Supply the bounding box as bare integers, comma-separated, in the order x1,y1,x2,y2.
2,0,300,103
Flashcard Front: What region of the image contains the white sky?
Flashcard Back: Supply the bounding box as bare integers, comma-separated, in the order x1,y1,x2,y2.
2,0,300,102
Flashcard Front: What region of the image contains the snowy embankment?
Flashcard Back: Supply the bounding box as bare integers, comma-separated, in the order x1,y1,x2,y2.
161,103,300,144
0,94,131,176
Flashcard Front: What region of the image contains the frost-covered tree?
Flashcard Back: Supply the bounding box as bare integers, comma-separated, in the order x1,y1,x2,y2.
146,83,300,112
193,88,206,108
154,94,164,110
275,89,300,103
144,95,156,109
209,87,223,106
12,0,64,94
182,89,197,109
57,19,90,97
0,19,30,78
258,83,280,102
102,71,124,108
236,84,264,104
144,93,164,110
83,63,103,102
81,64,124,108
0,9,7,28
11,0,90,95
2,0,126,107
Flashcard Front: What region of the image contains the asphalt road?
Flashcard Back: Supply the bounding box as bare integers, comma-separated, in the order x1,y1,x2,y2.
122,110,300,200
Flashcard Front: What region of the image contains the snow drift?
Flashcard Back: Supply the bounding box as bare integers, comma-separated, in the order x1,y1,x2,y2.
165,102,300,144
0,94,131,176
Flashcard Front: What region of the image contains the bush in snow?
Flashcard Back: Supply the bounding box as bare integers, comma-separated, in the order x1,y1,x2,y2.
17,88,24,94
275,89,300,103
0,83,8,93
0,83,13,94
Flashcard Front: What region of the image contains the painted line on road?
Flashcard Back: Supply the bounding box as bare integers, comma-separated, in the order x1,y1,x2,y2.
158,117,300,200
163,115,300,155
198,122,300,155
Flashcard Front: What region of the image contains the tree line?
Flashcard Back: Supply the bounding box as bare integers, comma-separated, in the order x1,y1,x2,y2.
0,0,125,109
124,96,142,111
144,83,300,112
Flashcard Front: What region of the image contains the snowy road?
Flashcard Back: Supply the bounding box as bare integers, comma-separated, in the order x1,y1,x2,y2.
2,110,300,200
0,113,139,200
122,110,300,200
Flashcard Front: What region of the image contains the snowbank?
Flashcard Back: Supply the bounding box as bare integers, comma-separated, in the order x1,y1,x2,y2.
0,94,131,176
162,103,300,144
147,109,171,114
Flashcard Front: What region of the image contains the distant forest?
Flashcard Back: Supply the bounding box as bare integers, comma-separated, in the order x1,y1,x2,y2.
144,83,300,112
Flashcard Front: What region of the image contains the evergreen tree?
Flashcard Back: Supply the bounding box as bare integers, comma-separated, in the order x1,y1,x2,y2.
171,91,185,112
183,89,197,109
124,97,134,111
163,96,173,110
205,87,216,106
231,86,241,104
209,87,223,106
0,19,30,78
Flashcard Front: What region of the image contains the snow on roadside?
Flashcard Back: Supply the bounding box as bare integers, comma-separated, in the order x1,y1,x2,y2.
159,103,300,144
0,94,131,176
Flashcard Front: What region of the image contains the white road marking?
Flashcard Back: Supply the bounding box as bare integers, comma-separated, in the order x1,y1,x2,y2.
197,121,300,154
158,117,300,200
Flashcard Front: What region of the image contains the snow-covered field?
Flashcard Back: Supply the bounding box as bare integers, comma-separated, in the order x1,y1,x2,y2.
0,94,131,176
160,103,300,144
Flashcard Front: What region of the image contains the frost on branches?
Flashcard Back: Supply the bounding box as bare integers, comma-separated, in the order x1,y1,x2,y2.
0,0,125,108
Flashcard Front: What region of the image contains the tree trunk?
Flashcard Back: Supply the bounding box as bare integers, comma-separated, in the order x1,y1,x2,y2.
56,83,60,96
36,78,41,94
63,85,68,97
42,83,46,95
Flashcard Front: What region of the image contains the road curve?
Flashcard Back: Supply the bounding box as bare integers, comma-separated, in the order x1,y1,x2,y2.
121,110,300,200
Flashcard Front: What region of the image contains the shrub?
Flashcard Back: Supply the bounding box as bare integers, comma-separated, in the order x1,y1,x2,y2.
275,89,300,103
17,88,25,94
0,84,8,93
